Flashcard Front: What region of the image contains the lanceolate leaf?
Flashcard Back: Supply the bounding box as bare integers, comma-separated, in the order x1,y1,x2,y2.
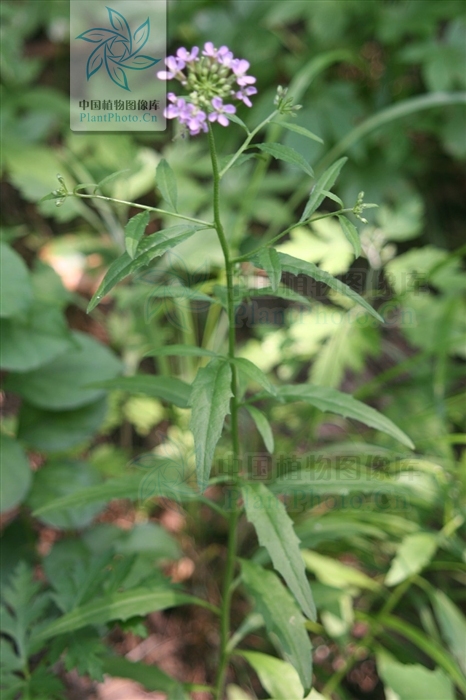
87,224,204,312
125,210,150,259
89,375,192,408
231,357,277,397
431,589,466,674
276,252,383,322
34,588,207,641
190,359,232,491
338,215,362,257
277,384,414,449
239,651,305,700
242,482,316,620
102,658,187,700
300,157,347,222
254,248,282,292
241,559,312,691
255,143,314,177
274,121,324,144
246,406,274,453
156,159,178,212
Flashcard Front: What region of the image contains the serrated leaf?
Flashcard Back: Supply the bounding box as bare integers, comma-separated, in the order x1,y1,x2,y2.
87,224,204,312
241,560,312,691
89,375,191,408
231,357,277,397
277,383,414,449
255,143,314,177
338,215,362,257
251,285,313,308
276,252,383,322
254,248,282,292
240,650,304,700
242,482,315,620
300,157,347,222
274,121,324,144
156,159,178,212
190,359,232,491
245,406,274,453
124,211,150,259
34,588,203,641
385,533,437,586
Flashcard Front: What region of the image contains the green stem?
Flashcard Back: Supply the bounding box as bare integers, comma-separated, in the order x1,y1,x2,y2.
208,124,241,700
219,110,278,178
72,190,214,227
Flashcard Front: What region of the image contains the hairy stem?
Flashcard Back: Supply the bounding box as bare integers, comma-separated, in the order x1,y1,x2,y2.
208,124,241,700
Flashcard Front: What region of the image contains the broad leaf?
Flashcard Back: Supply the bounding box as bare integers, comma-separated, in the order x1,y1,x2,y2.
245,406,274,453
241,560,312,691
87,224,204,312
89,375,191,408
102,658,187,700
255,143,314,177
156,158,178,212
5,331,122,411
190,359,232,491
232,357,277,397
0,435,32,513
274,120,324,144
277,384,414,449
431,589,466,674
242,482,315,620
300,157,347,222
254,248,282,292
338,215,362,257
276,252,383,322
385,532,438,586
377,654,455,700
125,211,150,259
0,243,33,318
240,651,304,700
34,588,204,641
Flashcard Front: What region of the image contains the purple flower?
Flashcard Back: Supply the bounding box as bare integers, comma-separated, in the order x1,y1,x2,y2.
202,42,233,64
231,58,256,87
234,86,257,107
208,97,236,127
177,46,199,63
157,55,186,80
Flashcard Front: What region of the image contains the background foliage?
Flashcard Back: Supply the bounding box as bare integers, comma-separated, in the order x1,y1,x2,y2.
1,1,465,699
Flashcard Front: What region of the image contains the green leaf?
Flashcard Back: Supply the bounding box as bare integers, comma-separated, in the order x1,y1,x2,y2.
93,169,130,193
156,158,178,212
379,614,466,694
431,589,466,674
226,112,250,133
87,224,204,312
102,658,187,700
231,357,277,397
17,398,108,452
253,248,282,292
275,252,383,322
27,460,104,530
300,157,347,222
338,215,362,257
242,482,315,620
377,654,455,700
0,303,75,371
385,532,438,586
277,383,414,449
145,287,214,304
34,588,205,641
89,375,191,408
255,142,314,177
125,210,150,259
239,650,304,700
0,243,33,318
5,331,122,410
245,406,274,453
190,359,232,491
274,120,324,144
251,285,313,308
241,560,312,691
146,345,219,358
302,550,380,591
0,435,32,513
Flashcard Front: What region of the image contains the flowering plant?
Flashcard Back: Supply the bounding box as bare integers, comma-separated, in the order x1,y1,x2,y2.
41,44,413,700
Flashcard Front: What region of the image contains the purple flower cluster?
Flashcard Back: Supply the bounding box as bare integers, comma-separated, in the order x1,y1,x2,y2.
157,42,257,136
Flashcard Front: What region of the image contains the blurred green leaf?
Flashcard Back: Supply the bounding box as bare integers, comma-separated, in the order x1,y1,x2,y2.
0,435,31,514
156,158,178,212
125,210,150,259
245,406,274,453
385,532,438,586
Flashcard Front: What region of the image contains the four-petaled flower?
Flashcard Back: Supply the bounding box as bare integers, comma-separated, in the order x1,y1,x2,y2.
157,42,257,136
